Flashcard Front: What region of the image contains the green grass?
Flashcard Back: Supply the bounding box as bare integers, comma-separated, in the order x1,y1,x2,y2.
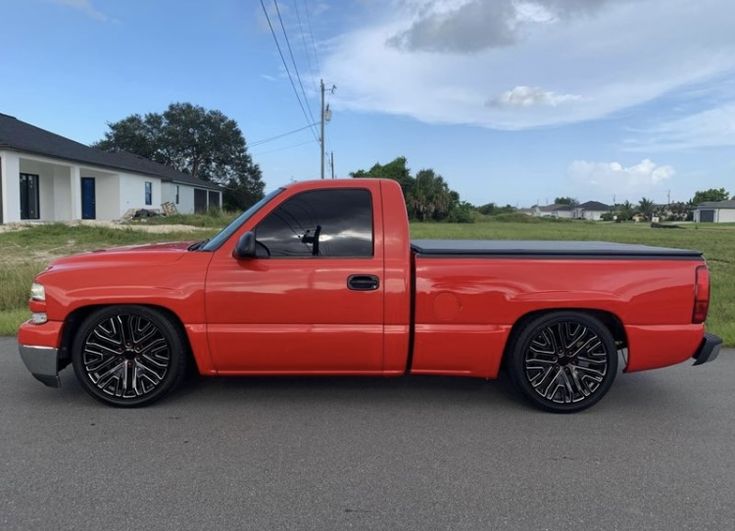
130,210,238,227
1,219,733,346
0,308,32,336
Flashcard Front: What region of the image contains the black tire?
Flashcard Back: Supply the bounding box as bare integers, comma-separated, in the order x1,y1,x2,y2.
71,305,187,407
506,311,618,413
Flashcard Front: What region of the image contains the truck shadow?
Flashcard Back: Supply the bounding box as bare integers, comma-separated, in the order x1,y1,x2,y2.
50,366,686,414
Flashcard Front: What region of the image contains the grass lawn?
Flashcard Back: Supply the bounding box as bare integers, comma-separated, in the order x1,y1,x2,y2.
1,219,732,347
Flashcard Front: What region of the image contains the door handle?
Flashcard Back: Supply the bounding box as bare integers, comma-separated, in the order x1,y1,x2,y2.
347,274,380,291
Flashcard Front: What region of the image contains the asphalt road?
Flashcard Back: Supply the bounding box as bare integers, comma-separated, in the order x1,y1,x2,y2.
1,337,734,530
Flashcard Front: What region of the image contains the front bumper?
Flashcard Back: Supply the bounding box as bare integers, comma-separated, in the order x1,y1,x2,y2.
692,333,722,366
19,344,60,387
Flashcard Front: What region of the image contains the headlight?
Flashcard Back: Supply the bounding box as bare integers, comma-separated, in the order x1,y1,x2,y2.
30,283,45,301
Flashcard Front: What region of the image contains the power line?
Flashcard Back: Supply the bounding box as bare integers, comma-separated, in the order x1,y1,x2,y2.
249,122,319,147
259,0,319,141
252,138,318,157
272,0,317,134
302,0,322,76
293,0,319,94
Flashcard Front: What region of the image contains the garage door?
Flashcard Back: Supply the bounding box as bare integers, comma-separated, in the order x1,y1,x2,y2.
208,191,219,211
194,189,207,214
699,210,715,223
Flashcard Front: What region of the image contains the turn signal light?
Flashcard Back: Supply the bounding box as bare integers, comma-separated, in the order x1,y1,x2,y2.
693,265,710,324
31,312,48,325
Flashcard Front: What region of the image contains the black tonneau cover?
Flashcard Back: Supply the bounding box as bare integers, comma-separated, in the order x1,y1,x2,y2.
411,240,702,259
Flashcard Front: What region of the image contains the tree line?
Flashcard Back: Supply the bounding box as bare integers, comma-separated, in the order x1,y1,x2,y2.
93,102,731,223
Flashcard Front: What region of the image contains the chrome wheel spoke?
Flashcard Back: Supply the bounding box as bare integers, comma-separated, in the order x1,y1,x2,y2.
82,313,170,399
524,320,609,405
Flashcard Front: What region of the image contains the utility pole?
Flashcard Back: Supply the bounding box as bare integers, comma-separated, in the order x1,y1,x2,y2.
319,79,335,180
320,79,325,180
330,151,335,179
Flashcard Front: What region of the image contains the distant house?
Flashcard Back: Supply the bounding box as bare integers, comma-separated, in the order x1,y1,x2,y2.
574,201,611,221
533,204,574,219
0,113,223,223
693,200,735,223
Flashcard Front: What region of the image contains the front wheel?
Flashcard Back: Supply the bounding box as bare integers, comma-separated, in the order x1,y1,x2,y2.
507,311,618,413
71,306,187,407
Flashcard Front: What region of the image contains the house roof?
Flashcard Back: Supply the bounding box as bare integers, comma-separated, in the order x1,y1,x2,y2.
538,203,573,212
696,200,735,210
0,113,222,191
577,201,611,211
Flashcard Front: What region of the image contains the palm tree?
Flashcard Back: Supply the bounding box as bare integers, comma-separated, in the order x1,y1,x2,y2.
638,197,655,221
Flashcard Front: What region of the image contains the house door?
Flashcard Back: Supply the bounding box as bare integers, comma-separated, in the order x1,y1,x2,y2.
81,177,96,220
19,173,40,220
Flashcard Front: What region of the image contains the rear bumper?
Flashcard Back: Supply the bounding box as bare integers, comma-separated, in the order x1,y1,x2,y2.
693,333,722,366
18,344,60,387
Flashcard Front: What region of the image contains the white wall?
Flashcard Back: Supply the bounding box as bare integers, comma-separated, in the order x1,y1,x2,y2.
53,165,71,220
581,210,607,221
118,173,161,215
162,182,206,214
0,151,21,222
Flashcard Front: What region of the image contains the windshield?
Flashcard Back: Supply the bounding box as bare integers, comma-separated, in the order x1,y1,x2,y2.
200,188,284,251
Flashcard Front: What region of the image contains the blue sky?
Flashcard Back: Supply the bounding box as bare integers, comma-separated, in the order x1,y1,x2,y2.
2,0,734,206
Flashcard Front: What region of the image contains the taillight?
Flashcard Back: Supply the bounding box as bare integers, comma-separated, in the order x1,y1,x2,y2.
693,265,710,324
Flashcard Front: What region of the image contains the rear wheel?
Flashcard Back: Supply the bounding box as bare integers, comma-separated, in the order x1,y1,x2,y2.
71,306,187,407
507,311,618,413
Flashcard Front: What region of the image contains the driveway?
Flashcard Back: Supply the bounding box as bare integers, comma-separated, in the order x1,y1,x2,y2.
1,337,733,530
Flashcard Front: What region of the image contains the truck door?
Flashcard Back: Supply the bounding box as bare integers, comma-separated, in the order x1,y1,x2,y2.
204,185,385,373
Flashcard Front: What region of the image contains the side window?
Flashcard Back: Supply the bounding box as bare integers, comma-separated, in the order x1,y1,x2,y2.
255,189,373,257
144,181,152,205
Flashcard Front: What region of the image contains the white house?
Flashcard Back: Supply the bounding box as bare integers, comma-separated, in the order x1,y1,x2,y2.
533,204,574,219
0,113,223,223
693,200,735,223
574,201,611,221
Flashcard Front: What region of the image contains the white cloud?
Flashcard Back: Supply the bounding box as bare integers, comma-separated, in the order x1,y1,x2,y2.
625,103,735,151
568,159,675,198
487,86,582,108
53,0,109,21
321,0,735,129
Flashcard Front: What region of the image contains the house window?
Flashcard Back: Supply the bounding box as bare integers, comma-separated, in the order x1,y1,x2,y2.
145,182,152,206
175,185,180,205
19,173,40,220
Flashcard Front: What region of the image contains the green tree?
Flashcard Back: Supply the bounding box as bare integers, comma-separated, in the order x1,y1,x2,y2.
554,196,578,206
638,197,655,220
95,102,264,210
350,157,467,222
617,201,635,221
351,157,414,199
691,188,730,205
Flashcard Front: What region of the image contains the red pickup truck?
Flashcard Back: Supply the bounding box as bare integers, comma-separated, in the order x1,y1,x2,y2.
18,178,721,412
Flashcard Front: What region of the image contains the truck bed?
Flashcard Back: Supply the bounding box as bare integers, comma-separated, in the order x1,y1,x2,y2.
411,240,702,259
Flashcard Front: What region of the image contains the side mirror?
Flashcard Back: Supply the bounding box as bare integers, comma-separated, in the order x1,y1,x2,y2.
233,231,257,259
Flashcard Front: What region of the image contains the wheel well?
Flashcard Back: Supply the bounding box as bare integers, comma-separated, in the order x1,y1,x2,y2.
58,304,196,371
503,308,628,365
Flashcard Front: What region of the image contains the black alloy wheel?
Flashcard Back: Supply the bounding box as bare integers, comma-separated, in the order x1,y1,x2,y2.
507,311,618,413
72,306,187,407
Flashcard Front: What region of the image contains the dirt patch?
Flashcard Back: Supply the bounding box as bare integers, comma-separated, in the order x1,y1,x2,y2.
0,220,209,234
